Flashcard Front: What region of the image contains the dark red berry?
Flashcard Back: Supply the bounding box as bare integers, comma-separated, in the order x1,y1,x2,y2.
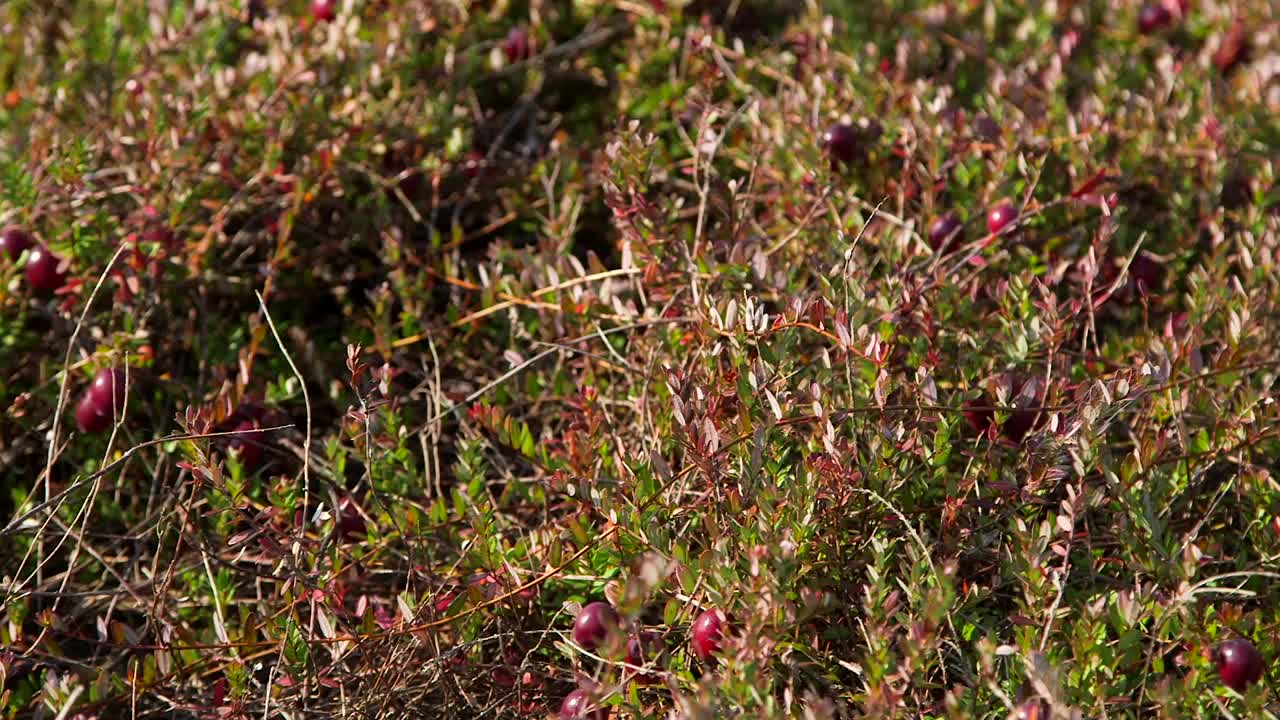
973,114,1002,144
986,201,1017,235
75,393,111,433
88,368,127,418
1212,638,1264,692
1128,253,1163,296
1137,4,1172,34
337,495,367,540
822,123,858,168
677,107,700,131
1000,377,1040,444
571,602,619,651
310,0,336,22
503,27,531,63
24,245,65,292
228,420,266,470
558,689,607,720
462,150,486,179
1212,20,1249,76
963,399,994,435
690,608,727,661
928,212,964,252
381,151,422,196
625,631,664,683
1002,408,1038,444
246,0,268,23
142,226,176,251
232,402,268,424
0,226,32,260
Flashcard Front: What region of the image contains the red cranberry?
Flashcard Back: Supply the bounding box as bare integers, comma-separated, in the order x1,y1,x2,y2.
821,123,858,168
1212,638,1265,692
1212,20,1248,76
928,212,964,252
999,378,1041,444
75,393,111,433
690,608,727,661
1137,4,1172,34
246,0,268,23
462,150,486,179
1002,407,1038,444
310,0,336,22
24,245,65,292
986,201,1018,235
558,689,607,720
0,226,32,260
571,602,619,651
1128,253,1163,296
228,420,266,469
142,226,176,251
381,150,422,196
503,27,531,63
973,114,1002,144
337,495,367,539
963,398,994,434
88,368,127,418
232,402,268,425
676,107,700,131
625,631,664,683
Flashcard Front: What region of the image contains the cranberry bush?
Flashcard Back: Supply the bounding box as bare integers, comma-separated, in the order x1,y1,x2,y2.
1,1,1278,717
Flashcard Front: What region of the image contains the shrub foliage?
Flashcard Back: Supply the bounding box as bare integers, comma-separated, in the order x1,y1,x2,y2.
1,1,1279,718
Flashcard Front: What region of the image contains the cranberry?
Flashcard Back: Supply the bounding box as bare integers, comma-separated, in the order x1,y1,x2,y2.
503,27,531,63
690,608,727,661
0,226,32,260
462,150,486,179
246,0,268,23
624,631,664,683
821,123,858,168
88,368,127,418
381,150,422,196
1128,253,1163,296
928,212,964,252
310,0,336,22
1212,638,1265,692
1212,20,1249,76
228,420,266,469
1137,4,1172,34
676,107,700,131
986,201,1018,235
24,245,65,292
337,495,367,539
571,602,619,651
232,402,267,425
1000,377,1040,444
973,114,1002,145
1002,407,1038,444
963,398,994,434
558,689,607,720
75,393,111,433
142,226,176,251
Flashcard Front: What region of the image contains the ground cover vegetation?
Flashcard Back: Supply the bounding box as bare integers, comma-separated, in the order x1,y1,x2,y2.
1,0,1279,717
